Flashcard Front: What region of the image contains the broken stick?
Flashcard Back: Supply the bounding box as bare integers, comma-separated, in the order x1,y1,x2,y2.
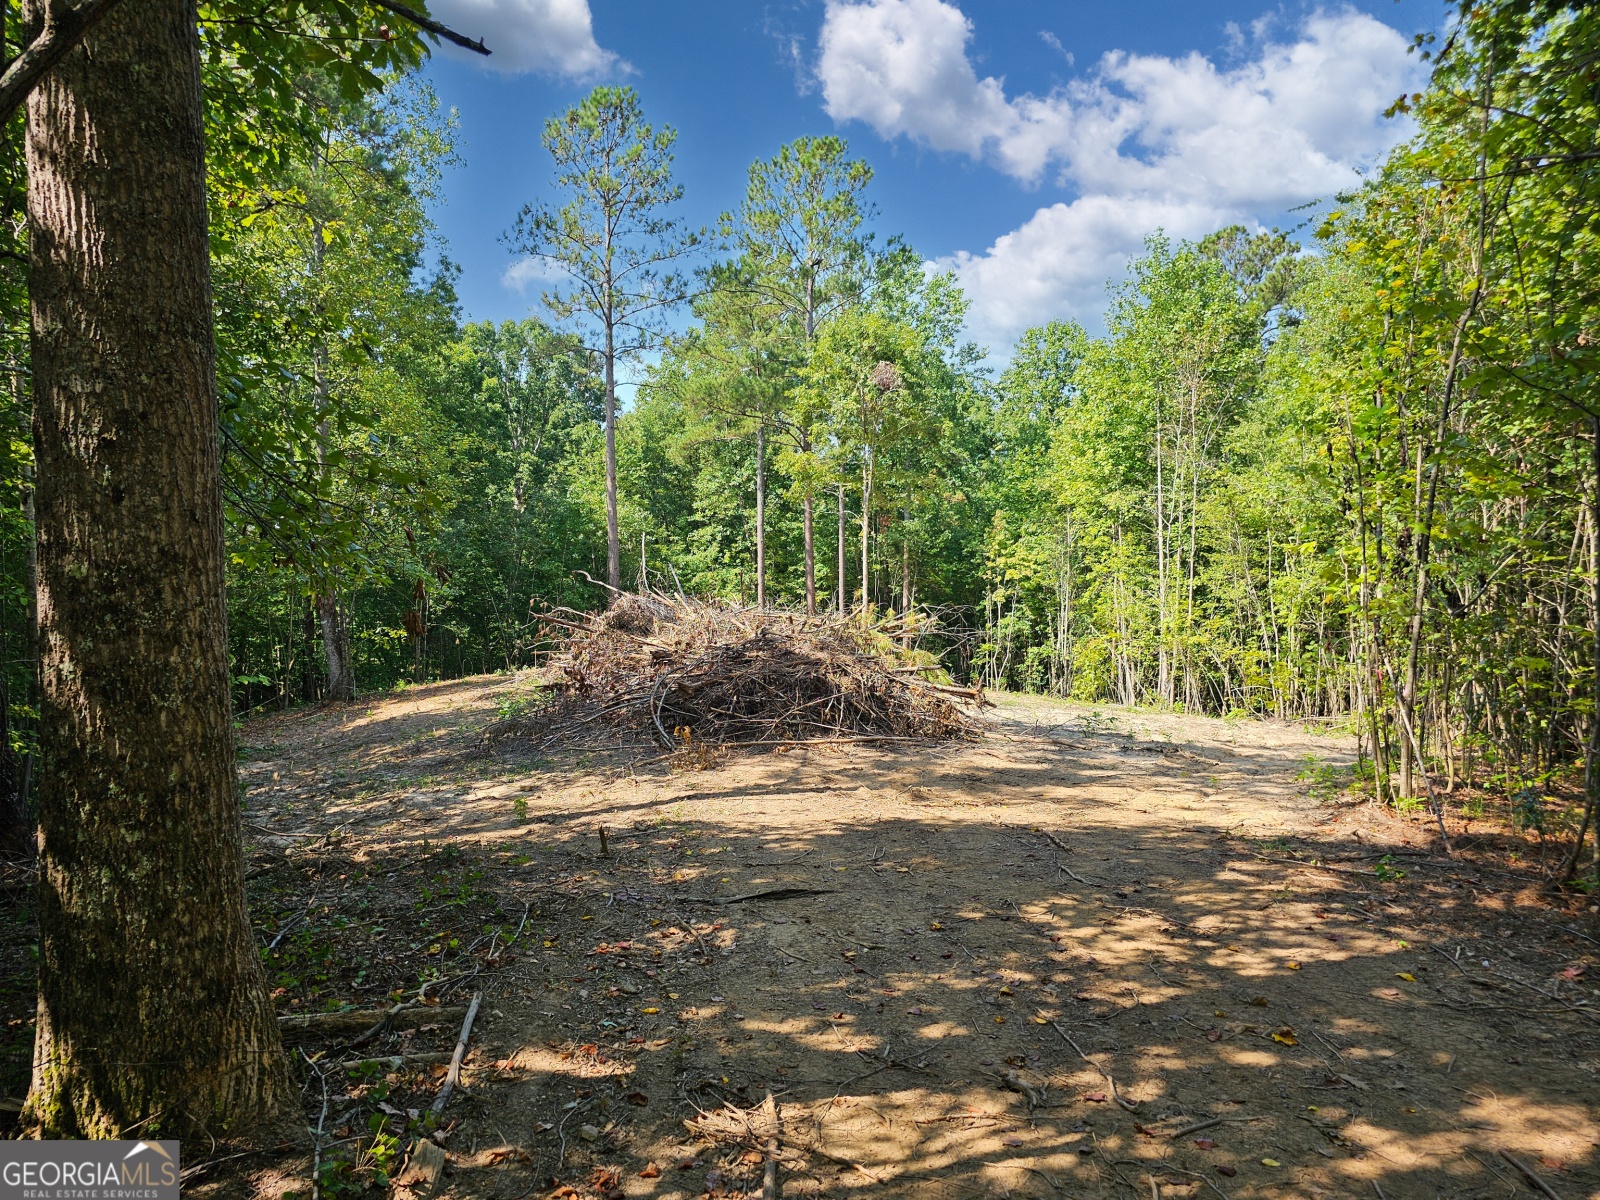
1168,1114,1266,1139
1499,1151,1564,1200
429,992,482,1117
762,1090,780,1200
1048,1020,1138,1111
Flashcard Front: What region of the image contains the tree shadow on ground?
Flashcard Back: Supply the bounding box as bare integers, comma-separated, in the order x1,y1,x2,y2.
204,686,1600,1199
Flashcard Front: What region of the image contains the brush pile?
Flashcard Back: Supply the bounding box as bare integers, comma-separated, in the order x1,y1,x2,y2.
506,591,979,751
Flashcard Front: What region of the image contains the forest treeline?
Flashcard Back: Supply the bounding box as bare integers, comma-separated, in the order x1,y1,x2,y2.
0,0,1594,867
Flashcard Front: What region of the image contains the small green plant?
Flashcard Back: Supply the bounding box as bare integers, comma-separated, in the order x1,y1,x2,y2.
1080,710,1119,735
1510,786,1547,834
1373,855,1407,882
1296,757,1350,803
497,687,550,721
513,795,529,822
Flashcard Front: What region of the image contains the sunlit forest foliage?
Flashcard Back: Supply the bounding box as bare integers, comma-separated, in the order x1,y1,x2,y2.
0,0,1594,869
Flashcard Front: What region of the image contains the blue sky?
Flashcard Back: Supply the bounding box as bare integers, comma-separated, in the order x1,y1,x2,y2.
418,0,1447,352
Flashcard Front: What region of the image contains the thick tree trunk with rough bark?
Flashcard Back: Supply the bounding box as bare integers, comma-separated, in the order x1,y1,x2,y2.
22,0,291,1136
317,592,355,702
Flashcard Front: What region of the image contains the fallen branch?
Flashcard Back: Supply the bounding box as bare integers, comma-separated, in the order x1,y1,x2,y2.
678,887,836,906
1034,829,1091,882
278,1004,466,1043
1156,1165,1232,1200
1429,945,1599,1025
762,1091,780,1200
1499,1151,1564,1200
339,1052,452,1073
1167,1115,1266,1139
1047,1021,1138,1111
429,991,482,1116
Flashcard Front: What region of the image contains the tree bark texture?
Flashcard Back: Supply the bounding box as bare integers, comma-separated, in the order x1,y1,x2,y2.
754,423,766,609
603,330,620,592
802,493,815,615
317,591,354,702
836,484,846,614
23,0,291,1136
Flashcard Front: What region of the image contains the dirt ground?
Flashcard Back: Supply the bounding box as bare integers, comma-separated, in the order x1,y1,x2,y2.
196,676,1599,1200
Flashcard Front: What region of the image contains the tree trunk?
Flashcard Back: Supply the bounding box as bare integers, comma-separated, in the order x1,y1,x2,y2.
603,325,621,592
900,532,911,649
836,483,846,614
300,596,317,702
802,494,816,615
1563,418,1600,881
22,0,291,1136
754,422,766,609
307,225,352,703
317,591,354,702
859,450,872,618
0,681,25,856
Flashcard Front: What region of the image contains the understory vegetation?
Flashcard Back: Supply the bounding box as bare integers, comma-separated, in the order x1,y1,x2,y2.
0,1,1593,873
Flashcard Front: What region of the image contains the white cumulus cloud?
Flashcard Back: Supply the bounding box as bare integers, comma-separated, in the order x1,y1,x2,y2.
940,196,1234,350
426,0,618,76
815,0,1423,344
501,254,572,293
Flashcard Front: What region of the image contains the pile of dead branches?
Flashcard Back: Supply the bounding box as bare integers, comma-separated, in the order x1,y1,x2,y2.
501,590,980,751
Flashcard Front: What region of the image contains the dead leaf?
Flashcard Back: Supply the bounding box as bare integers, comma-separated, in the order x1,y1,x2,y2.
1216,1164,1237,1178
624,1091,649,1106
1248,996,1268,1007
1083,1092,1107,1103
1194,1138,1216,1150
484,1146,531,1165
638,1163,661,1179
1002,1135,1025,1147
1395,972,1416,982
1272,1028,1298,1046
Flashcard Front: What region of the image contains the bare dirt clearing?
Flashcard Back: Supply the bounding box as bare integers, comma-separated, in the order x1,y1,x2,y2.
210,677,1600,1200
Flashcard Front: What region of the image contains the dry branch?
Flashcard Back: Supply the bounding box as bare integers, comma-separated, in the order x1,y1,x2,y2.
429,991,482,1116
277,1004,466,1043
502,591,981,752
